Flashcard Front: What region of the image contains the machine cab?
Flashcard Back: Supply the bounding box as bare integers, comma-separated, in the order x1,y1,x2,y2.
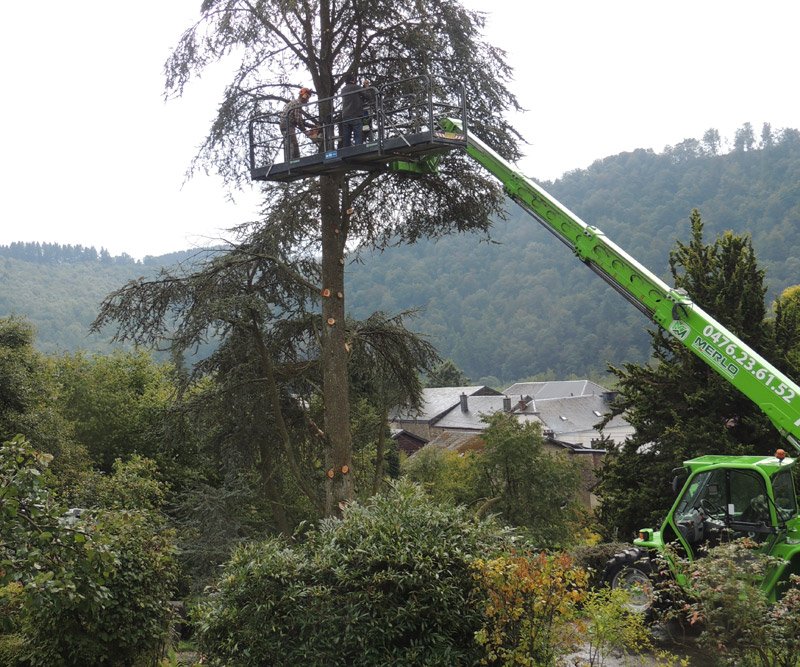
661,454,798,560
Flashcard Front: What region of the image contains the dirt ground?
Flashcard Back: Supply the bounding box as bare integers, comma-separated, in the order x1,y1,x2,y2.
561,623,708,666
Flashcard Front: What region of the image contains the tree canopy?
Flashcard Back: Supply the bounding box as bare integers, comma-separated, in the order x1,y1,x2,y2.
105,0,525,514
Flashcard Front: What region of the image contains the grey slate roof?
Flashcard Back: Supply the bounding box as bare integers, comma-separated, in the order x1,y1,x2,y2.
390,385,502,422
504,380,612,401
518,394,620,435
434,395,544,430
390,380,632,449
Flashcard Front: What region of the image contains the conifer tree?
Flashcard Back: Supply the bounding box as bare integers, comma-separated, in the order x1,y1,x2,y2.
597,210,783,537
156,0,520,514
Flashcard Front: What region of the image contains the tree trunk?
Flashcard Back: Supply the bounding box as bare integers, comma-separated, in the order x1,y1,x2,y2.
257,441,291,536
320,173,353,515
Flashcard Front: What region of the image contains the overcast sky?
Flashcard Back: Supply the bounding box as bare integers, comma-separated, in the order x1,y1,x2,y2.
2,1,798,259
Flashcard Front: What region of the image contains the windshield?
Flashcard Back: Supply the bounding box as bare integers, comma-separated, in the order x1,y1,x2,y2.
675,469,726,521
674,468,771,524
772,469,798,523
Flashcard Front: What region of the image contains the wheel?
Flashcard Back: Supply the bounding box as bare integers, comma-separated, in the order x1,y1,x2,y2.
602,548,655,615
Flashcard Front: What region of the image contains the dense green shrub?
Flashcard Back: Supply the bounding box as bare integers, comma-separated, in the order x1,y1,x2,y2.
403,414,587,549
22,509,177,666
0,437,177,666
195,481,523,666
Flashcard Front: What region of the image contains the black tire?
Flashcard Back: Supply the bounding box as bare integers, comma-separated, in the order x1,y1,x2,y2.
602,547,656,616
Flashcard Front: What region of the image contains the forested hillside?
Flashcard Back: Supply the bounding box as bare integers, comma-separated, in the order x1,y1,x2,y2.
0,244,207,354
347,125,800,382
3,125,799,381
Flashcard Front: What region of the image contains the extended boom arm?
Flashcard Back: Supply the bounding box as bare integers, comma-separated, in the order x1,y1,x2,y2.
442,118,800,452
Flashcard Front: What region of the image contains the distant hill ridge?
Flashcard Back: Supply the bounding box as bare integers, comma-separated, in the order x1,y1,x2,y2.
3,124,799,380
0,242,200,267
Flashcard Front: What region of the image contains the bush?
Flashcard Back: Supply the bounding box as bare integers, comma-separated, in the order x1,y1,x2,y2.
22,509,177,666
196,480,523,666
577,587,653,667
0,437,177,666
473,551,588,666
684,539,800,666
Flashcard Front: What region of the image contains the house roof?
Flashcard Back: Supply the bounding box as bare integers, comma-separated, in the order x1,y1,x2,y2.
390,428,428,445
425,430,486,452
434,394,545,430
390,385,502,422
504,380,613,400
518,393,627,439
390,380,632,449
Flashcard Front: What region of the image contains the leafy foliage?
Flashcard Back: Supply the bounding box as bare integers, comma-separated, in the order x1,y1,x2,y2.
426,358,470,388
774,284,800,373
682,539,800,667
576,587,654,667
0,437,177,666
0,318,71,457
472,551,587,666
478,413,587,548
195,481,522,666
54,350,175,471
402,445,482,508
22,509,177,666
403,413,587,548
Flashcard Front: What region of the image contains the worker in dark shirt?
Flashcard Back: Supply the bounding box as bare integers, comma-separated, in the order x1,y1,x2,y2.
340,75,369,147
280,87,313,160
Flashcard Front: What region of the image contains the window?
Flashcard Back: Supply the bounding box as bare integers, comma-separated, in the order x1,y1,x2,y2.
772,469,798,523
729,470,769,524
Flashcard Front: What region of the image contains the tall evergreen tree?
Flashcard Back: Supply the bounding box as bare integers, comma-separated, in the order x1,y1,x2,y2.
702,127,721,155
159,0,520,514
597,210,784,538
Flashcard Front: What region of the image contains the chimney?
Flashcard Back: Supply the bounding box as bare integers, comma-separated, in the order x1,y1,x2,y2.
460,392,469,412
503,395,512,412
602,391,618,404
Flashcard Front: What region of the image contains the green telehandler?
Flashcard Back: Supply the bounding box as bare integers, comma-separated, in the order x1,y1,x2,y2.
438,116,800,613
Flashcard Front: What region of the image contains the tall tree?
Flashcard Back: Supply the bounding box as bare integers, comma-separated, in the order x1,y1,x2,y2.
760,121,774,149
774,285,800,373
597,210,783,537
701,127,721,155
162,0,521,513
94,228,439,527
0,317,71,458
734,121,756,152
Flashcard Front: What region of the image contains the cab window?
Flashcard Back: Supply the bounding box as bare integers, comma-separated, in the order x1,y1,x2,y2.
729,469,769,524
772,469,797,523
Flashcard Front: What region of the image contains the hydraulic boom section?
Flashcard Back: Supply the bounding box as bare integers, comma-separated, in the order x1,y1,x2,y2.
441,117,800,452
